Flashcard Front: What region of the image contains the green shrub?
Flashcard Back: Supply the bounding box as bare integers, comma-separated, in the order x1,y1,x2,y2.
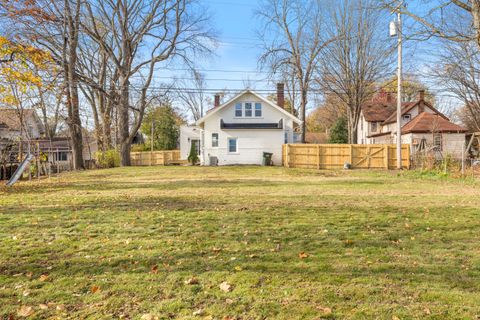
131,144,150,152
187,143,199,165
95,149,120,168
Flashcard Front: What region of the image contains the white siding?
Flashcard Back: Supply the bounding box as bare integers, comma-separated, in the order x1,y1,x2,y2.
410,133,465,158
197,93,297,166
180,126,201,160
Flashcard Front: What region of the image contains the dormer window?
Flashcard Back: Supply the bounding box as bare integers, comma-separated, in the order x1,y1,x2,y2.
245,103,253,117
235,103,242,117
403,114,411,121
235,102,263,118
255,103,262,117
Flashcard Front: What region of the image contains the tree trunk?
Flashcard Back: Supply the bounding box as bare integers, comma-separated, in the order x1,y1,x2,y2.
300,88,307,143
472,0,480,48
68,70,85,170
119,76,131,166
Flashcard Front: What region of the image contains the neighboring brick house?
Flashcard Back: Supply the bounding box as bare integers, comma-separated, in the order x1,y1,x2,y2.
357,91,467,157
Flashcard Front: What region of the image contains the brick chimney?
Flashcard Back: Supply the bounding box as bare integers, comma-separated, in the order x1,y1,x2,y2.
418,90,425,101
386,92,393,104
214,94,220,108
418,90,426,113
276,83,285,109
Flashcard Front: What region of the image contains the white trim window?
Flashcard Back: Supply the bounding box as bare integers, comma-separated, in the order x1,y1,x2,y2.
228,138,238,153
255,103,262,117
212,133,219,147
433,133,442,151
245,103,253,117
235,103,242,117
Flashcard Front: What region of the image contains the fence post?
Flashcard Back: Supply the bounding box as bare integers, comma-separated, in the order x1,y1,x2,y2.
349,145,353,166
286,144,290,168
317,145,320,170
385,146,389,169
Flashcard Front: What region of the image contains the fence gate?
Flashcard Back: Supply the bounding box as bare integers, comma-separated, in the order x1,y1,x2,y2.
282,144,410,170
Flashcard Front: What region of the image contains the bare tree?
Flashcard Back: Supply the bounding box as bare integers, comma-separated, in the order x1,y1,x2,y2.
320,0,394,143
175,70,209,121
381,0,480,48
1,0,86,169
257,0,334,143
434,39,480,131
77,37,117,152
82,0,215,166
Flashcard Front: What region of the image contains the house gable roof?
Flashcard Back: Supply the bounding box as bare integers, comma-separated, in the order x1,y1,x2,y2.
401,112,467,134
382,100,447,125
361,102,397,122
0,108,45,135
195,90,302,126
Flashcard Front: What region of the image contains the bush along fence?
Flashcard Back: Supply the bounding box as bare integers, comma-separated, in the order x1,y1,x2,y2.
130,150,183,166
282,144,411,170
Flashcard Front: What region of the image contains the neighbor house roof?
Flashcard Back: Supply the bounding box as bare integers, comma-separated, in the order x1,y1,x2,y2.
196,90,302,126
0,108,45,134
382,100,447,125
401,112,467,134
361,103,397,122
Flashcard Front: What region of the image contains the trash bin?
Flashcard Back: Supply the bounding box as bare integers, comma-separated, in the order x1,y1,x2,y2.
262,152,273,166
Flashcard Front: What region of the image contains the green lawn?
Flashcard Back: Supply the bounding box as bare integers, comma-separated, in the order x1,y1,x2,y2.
1,166,480,319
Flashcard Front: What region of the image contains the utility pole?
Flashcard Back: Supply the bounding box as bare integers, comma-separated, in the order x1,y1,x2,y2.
396,1,403,170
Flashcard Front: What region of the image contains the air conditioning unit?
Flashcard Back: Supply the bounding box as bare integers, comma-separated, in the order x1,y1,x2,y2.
209,156,218,166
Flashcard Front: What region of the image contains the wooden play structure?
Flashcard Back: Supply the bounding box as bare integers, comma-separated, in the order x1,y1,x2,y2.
0,139,73,184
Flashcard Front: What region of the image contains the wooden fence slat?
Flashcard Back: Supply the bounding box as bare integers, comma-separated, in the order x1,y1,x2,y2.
282,144,410,170
130,150,182,166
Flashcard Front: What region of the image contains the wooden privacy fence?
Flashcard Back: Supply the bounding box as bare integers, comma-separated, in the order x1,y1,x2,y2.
130,150,183,166
283,144,410,170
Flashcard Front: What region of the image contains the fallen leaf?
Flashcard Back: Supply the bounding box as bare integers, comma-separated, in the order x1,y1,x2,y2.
17,306,34,317
424,307,431,315
392,316,400,320
219,281,232,292
38,304,48,310
193,309,204,316
141,314,159,320
316,306,332,315
26,272,33,278
150,265,159,274
225,298,234,305
22,290,30,297
90,285,100,293
39,274,49,282
234,266,242,271
298,252,309,259
56,305,65,311
185,277,199,285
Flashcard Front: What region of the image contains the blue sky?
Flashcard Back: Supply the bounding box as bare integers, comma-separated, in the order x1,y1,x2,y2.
186,0,273,92
182,0,430,94
159,0,461,120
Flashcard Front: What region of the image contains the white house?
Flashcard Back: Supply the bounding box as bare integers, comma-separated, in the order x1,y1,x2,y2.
357,90,467,157
180,84,302,166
